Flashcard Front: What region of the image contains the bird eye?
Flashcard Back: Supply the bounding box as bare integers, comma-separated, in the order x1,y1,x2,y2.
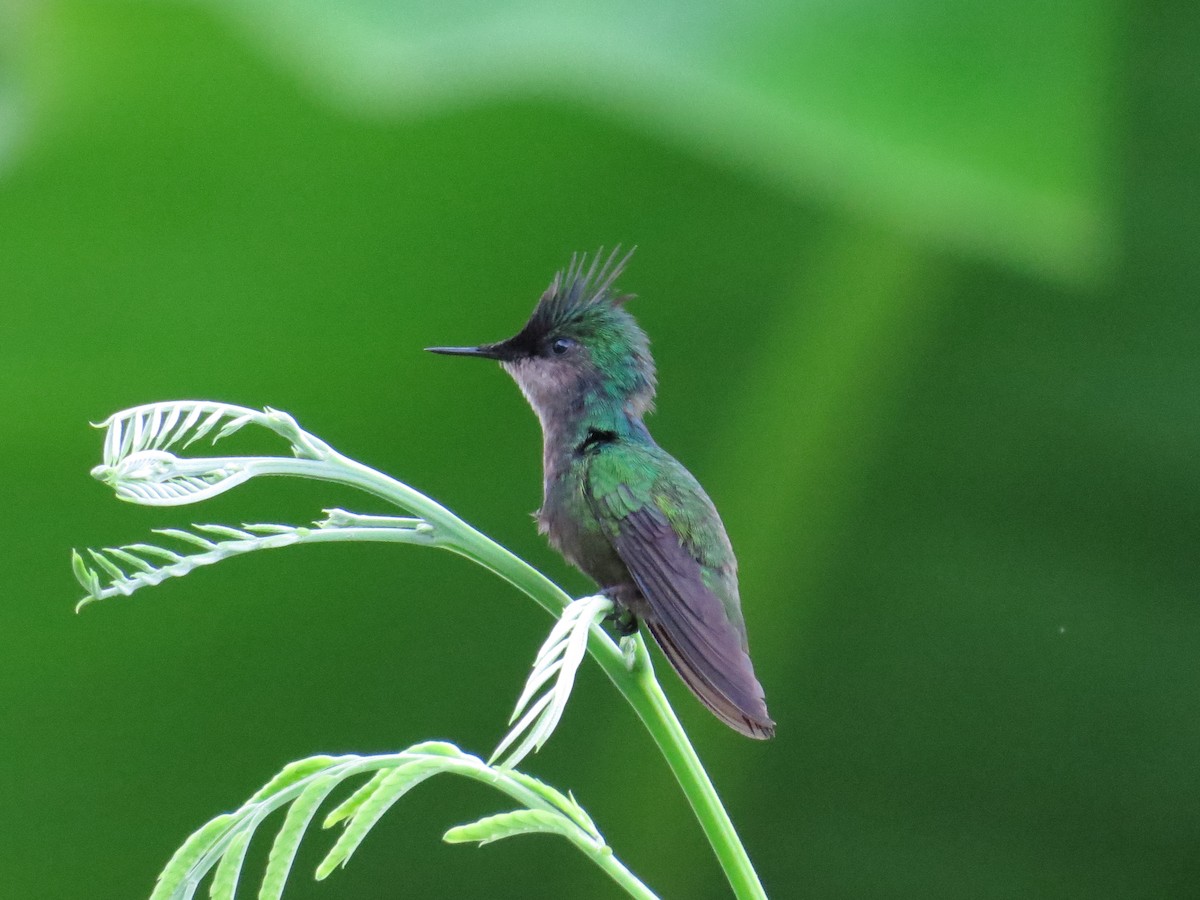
551,338,574,356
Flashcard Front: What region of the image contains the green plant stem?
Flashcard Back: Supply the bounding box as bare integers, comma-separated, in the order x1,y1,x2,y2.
566,831,659,900
268,451,768,899
623,650,767,899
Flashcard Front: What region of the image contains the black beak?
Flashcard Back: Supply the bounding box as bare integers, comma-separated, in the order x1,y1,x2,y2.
425,342,511,360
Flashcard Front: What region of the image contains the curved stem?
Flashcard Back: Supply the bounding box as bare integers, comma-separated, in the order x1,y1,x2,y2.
619,643,767,899
566,829,661,900
265,451,768,898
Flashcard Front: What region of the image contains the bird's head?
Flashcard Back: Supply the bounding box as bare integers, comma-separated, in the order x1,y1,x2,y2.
427,247,656,424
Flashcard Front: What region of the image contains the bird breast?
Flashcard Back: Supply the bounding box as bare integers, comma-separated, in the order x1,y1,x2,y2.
538,463,628,588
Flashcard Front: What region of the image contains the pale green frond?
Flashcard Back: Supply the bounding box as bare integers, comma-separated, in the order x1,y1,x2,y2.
312,746,624,885
149,757,351,900
73,524,306,611
89,402,342,509
74,513,435,612
145,742,650,899
491,594,613,769
97,402,262,467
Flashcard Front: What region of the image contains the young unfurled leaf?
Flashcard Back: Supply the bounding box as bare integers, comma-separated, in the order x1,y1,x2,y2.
72,525,306,611
92,443,254,507
491,594,612,769
99,402,262,468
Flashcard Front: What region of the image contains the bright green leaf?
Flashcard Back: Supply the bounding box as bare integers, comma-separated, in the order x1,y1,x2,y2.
150,814,236,900
258,774,341,900
443,809,576,847
209,828,253,900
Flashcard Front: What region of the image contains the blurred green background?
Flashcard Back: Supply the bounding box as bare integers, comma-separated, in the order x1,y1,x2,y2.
2,1,1196,897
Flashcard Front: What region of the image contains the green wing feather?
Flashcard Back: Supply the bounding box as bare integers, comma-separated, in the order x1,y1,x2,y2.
585,443,773,738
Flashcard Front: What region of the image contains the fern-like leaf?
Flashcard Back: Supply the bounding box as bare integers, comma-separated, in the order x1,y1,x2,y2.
98,402,252,468
490,594,613,769
145,742,651,900
103,452,255,507
72,516,434,612
96,402,324,468
90,402,336,507
72,524,307,611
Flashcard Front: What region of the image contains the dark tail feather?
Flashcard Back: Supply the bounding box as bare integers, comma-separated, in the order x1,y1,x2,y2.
646,620,775,740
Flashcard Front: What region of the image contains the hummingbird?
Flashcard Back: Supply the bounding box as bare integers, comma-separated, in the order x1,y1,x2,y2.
427,248,774,739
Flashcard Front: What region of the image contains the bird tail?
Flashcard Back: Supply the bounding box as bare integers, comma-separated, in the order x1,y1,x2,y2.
646,620,775,740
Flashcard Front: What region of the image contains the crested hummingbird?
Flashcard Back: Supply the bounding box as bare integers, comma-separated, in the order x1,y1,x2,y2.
428,248,774,739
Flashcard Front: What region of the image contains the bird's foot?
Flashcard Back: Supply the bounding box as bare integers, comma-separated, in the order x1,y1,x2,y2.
600,586,641,636
603,604,639,637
